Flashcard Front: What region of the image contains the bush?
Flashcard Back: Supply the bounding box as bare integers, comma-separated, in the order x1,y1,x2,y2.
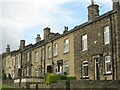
67,76,76,81
2,69,7,80
58,74,67,80
45,74,76,85
45,74,59,85
2,73,7,80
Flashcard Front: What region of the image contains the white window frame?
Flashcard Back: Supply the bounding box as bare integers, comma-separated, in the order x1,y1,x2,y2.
54,64,58,73
35,70,39,77
27,52,30,61
64,61,69,74
64,39,69,53
54,43,58,56
27,66,29,76
105,56,112,74
18,55,21,68
82,61,88,78
35,51,38,62
48,46,51,58
82,34,88,51
104,26,110,45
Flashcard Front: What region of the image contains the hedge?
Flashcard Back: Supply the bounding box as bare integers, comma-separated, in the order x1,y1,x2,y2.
45,74,76,85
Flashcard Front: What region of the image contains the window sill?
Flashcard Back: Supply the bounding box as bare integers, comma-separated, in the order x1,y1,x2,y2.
63,51,69,55
81,49,88,52
48,57,51,59
35,61,38,63
104,43,110,45
81,76,89,79
54,55,58,58
104,72,112,75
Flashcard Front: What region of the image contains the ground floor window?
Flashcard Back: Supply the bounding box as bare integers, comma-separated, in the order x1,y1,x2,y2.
54,64,58,73
82,61,88,78
42,67,44,77
105,56,112,74
64,61,69,75
12,70,14,78
35,69,39,77
27,66,29,76
47,65,52,73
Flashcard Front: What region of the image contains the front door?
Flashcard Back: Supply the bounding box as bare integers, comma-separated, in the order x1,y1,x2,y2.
57,60,63,73
95,58,100,80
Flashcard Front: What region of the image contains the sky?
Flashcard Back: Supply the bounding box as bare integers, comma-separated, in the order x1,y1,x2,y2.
0,0,114,54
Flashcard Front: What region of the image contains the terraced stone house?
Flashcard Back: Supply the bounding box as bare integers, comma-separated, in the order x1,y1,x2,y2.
2,1,120,86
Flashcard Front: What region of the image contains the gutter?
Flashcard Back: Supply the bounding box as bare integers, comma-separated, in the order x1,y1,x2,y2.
109,11,115,80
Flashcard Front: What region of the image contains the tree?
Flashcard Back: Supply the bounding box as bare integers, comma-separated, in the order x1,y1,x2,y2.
2,69,7,80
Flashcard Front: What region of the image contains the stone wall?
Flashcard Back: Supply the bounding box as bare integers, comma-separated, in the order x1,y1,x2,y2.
70,80,120,90
29,80,120,90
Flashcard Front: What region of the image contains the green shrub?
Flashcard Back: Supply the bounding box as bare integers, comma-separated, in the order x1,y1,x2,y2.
45,74,59,85
67,76,76,81
45,74,76,85
2,69,7,80
58,74,67,80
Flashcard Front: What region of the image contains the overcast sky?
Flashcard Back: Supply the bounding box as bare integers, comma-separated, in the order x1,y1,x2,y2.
0,0,113,54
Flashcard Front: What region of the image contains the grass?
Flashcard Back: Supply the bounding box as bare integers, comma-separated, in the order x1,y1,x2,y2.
0,83,20,90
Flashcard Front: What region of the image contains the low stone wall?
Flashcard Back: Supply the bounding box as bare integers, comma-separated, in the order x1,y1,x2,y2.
70,80,120,90
50,83,67,90
3,80,14,86
38,84,50,88
4,80,120,90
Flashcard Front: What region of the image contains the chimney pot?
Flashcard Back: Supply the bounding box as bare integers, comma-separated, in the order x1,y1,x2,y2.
36,34,41,43
20,40,25,49
6,45,10,54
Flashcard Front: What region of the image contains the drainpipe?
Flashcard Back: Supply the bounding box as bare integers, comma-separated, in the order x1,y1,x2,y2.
43,44,46,78
51,41,54,73
109,11,115,80
40,48,42,77
19,51,22,86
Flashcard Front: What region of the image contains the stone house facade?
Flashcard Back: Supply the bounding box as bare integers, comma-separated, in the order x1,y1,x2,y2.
73,2,120,80
2,1,120,86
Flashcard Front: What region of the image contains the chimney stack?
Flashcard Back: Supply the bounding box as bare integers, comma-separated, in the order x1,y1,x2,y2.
20,40,25,50
44,27,50,40
113,1,120,11
87,0,99,21
36,34,41,43
6,45,10,54
63,26,68,33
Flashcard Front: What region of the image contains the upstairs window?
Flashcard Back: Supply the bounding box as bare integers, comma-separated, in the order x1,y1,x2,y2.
82,35,88,51
64,39,69,53
104,26,110,45
54,43,58,56
48,46,51,58
18,55,21,68
35,51,38,62
82,61,88,78
105,56,112,74
42,49,44,61
27,52,30,61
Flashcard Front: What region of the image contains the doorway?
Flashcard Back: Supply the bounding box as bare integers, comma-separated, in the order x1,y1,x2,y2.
95,57,100,80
